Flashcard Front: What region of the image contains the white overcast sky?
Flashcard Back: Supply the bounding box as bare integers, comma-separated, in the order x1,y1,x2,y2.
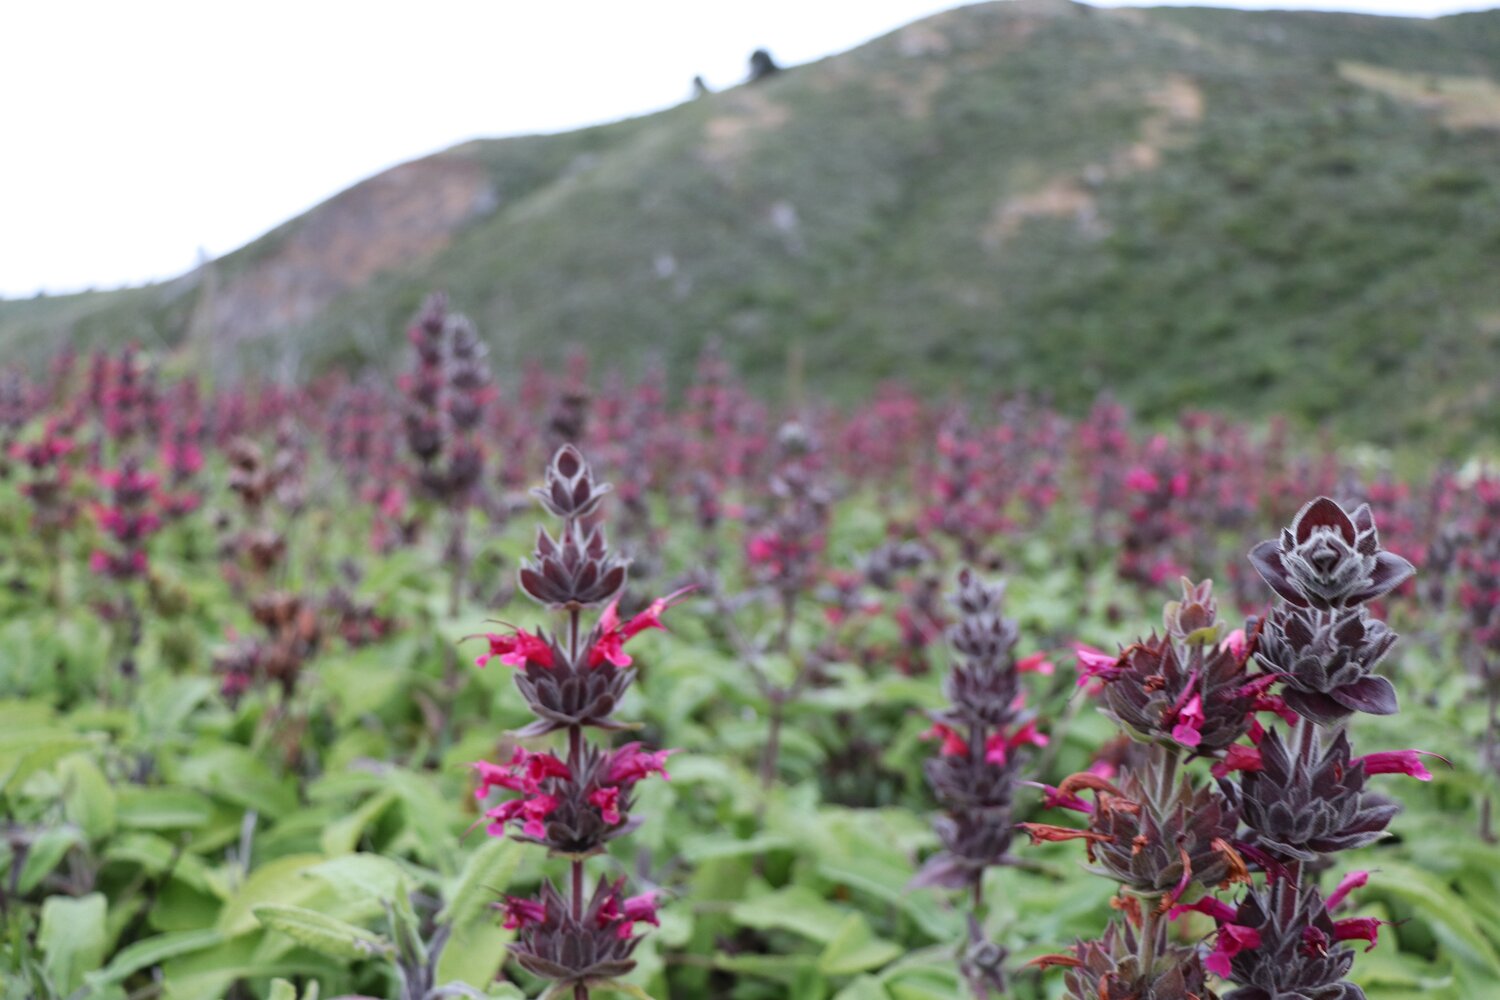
1,0,1493,297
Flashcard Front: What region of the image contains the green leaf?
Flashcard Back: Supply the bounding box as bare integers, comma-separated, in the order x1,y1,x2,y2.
253,903,394,961
0,727,91,794
18,823,83,893
320,787,398,856
1370,861,1500,975
434,918,511,990
38,891,108,994
306,852,410,906
87,929,223,987
387,889,427,966
217,853,329,937
158,934,342,1000
712,952,818,982
597,982,660,999
440,835,524,929
731,885,848,944
834,976,890,1000
137,676,215,735
266,979,321,1000
59,753,117,840
680,832,794,863
116,787,215,830
818,914,901,976
173,744,298,818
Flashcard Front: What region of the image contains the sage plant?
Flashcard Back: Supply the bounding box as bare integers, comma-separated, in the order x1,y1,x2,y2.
401,293,492,614
470,445,683,997
1031,499,1428,1000
1202,497,1426,998
1027,578,1256,998
913,569,1051,999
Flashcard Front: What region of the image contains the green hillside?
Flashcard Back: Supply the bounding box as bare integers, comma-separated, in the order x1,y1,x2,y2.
7,0,1500,447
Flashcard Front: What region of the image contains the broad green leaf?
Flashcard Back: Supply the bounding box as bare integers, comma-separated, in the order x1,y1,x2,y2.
116,787,215,830
59,752,117,840
266,979,321,1000
137,676,215,735
834,976,891,1000
103,832,213,892
439,835,524,929
39,891,108,994
434,917,511,989
597,982,660,999
731,885,848,944
0,728,91,794
217,853,329,937
818,914,902,976
253,903,393,960
387,889,427,966
173,744,298,818
307,852,411,906
87,929,223,987
159,933,342,1000
712,952,818,983
18,823,83,893
320,787,398,855
1371,861,1500,975
680,832,794,863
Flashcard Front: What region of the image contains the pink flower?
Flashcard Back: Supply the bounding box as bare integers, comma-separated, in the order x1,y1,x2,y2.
589,786,622,825
498,896,547,930
1168,895,1238,924
472,760,525,799
1024,781,1092,814
1332,917,1385,951
983,732,1008,765
616,892,661,938
485,792,559,839
606,743,677,785
1220,628,1248,660
1211,744,1265,778
1017,651,1055,675
510,747,572,788
1326,870,1369,910
922,723,967,757
1087,756,1119,781
621,586,692,639
746,534,780,564
587,587,692,668
1171,694,1204,748
1206,924,1262,977
985,720,1049,764
1125,467,1160,492
474,629,554,670
1073,644,1121,686
1355,749,1444,781
1254,693,1300,727
589,630,631,669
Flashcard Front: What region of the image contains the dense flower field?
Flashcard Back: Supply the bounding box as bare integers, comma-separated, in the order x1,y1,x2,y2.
2,299,1497,1000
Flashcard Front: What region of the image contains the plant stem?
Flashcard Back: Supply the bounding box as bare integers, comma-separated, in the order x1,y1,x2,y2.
1153,745,1179,812
1138,895,1161,974
446,505,468,617
566,600,589,1000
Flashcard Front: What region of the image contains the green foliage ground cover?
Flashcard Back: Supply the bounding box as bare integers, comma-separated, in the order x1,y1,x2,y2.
1,450,1496,999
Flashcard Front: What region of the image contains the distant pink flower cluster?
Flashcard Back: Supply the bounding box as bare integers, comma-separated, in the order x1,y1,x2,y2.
89,459,162,580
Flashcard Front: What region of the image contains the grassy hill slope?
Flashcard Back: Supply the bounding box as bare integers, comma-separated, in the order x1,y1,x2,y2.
6,0,1500,447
